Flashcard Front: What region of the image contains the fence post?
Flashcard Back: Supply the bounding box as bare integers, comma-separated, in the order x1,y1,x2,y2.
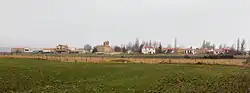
60,54,62,62
46,55,48,60
90,55,92,62
81,55,83,62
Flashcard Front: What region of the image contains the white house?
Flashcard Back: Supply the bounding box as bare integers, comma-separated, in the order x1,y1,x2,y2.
141,46,156,54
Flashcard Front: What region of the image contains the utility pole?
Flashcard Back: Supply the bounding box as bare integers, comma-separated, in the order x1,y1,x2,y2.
174,37,177,52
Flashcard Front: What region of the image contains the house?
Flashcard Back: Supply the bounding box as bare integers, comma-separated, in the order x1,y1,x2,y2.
55,44,70,53
94,41,113,53
141,46,156,54
11,48,24,53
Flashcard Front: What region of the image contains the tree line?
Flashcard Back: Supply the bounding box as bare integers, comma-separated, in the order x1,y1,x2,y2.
82,38,247,55
82,38,163,53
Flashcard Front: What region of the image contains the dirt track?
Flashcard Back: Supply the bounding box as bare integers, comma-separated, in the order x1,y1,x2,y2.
0,55,248,66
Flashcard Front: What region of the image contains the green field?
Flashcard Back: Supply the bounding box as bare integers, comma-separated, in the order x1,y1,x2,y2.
0,58,250,93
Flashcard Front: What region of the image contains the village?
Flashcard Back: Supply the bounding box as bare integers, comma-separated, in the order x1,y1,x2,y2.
7,38,249,56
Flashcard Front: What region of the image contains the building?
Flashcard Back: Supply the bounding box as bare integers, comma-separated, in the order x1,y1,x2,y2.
207,48,230,55
162,48,175,54
69,47,79,53
184,48,196,55
42,48,56,53
11,48,24,53
94,41,113,53
76,48,88,54
141,46,156,54
32,48,43,53
24,48,33,53
55,44,69,53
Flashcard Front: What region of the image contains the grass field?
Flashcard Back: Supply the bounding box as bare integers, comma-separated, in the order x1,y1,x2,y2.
0,58,250,93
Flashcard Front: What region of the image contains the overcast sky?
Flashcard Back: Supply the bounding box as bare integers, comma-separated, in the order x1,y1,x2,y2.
0,0,249,48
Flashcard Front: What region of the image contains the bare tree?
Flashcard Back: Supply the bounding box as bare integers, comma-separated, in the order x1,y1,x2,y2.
149,40,152,46
201,40,213,49
92,47,98,53
122,46,127,53
145,41,149,46
84,44,92,52
212,44,216,49
153,41,157,48
206,41,212,49
126,42,133,51
219,44,223,49
241,39,246,52
142,41,146,45
167,44,172,48
174,38,177,49
237,38,240,53
132,38,140,52
201,40,206,48
139,43,145,53
230,44,235,50
223,44,227,49
114,46,122,52
158,42,162,53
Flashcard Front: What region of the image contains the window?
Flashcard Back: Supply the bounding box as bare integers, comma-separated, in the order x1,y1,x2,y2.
24,49,30,51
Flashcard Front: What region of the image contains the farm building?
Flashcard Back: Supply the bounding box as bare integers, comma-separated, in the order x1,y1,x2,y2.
207,48,230,55
32,48,43,53
76,48,88,54
94,41,113,53
42,48,56,53
55,44,70,53
11,47,39,53
11,48,25,53
142,46,156,54
68,47,80,53
184,48,196,55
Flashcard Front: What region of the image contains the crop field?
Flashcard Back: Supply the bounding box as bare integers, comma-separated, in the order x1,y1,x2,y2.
0,55,247,66
0,58,250,93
